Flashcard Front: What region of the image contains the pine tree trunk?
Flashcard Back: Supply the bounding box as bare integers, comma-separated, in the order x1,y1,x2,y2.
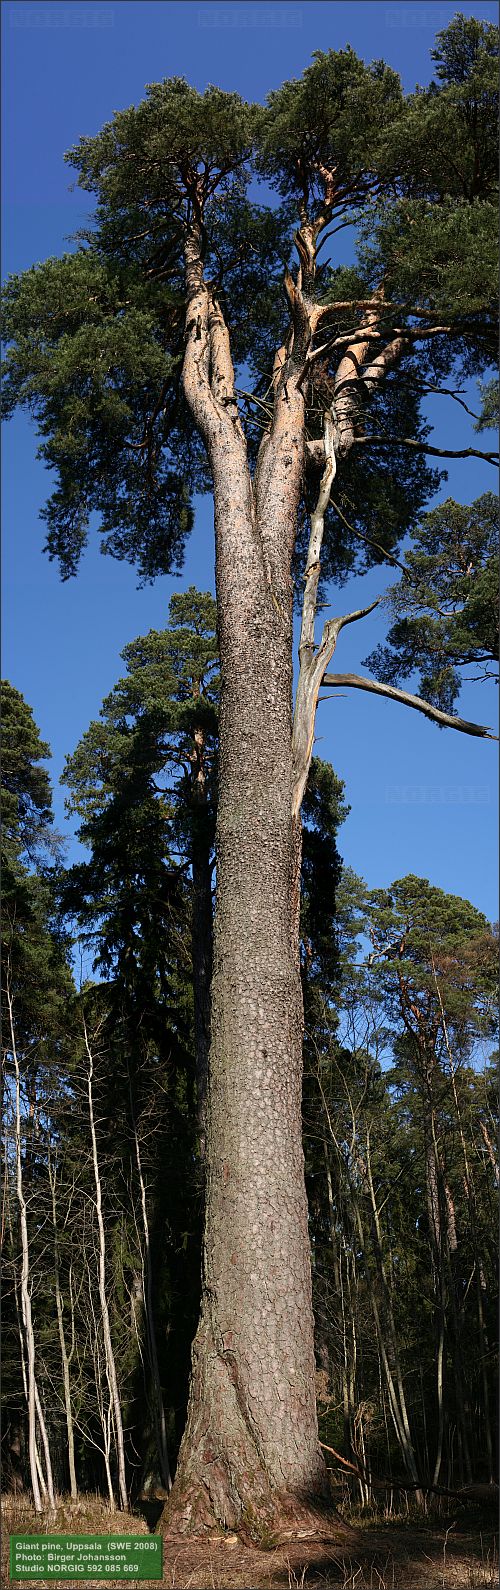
165,423,327,1538
169,584,327,1535
162,209,358,1539
190,721,213,1152
167,182,408,1538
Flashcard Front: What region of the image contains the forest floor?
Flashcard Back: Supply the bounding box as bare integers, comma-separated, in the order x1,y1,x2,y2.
2,1493,498,1590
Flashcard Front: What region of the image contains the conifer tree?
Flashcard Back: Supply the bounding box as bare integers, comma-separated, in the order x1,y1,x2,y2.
1,683,75,1500
62,588,217,1141
307,868,498,1497
2,15,498,1532
364,493,498,711
363,876,498,1487
61,596,219,1490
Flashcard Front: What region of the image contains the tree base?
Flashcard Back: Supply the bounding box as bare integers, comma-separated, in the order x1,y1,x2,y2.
159,1309,347,1545
161,1472,352,1547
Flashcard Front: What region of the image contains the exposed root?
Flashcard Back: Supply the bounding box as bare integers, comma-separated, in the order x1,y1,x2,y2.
162,1477,354,1548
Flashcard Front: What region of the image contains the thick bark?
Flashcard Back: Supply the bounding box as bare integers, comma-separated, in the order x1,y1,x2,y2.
168,456,327,1539
167,178,432,1538
190,722,213,1150
155,144,494,1533
164,232,329,1538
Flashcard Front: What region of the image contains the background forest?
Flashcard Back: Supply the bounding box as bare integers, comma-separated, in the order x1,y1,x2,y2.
2,589,498,1510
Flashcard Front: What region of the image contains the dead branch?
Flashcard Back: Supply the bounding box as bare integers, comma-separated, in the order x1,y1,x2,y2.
321,673,497,739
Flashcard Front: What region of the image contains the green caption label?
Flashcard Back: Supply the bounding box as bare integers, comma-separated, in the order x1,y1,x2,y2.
10,1534,162,1581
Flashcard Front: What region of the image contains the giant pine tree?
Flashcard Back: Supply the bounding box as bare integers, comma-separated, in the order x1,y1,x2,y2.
2,14,498,1535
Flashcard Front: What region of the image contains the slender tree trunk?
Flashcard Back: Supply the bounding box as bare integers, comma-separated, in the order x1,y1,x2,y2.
34,1381,56,1509
87,1270,116,1508
433,1320,445,1487
422,1103,448,1485
84,1019,128,1512
363,1134,419,1481
7,985,55,1512
425,1087,472,1486
479,1120,499,1185
8,1195,44,1505
350,1174,422,1493
48,1154,78,1499
129,1083,172,1493
430,963,494,1481
473,1261,494,1482
323,1148,356,1470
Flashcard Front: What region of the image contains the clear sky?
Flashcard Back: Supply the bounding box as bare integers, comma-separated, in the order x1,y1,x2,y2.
2,0,498,921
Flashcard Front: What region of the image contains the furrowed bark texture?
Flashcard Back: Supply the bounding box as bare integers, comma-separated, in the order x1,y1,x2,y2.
166,232,328,1537
167,183,444,1536
191,723,213,1150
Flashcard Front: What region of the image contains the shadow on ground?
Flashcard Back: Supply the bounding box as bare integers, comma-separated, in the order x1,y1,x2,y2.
158,1519,498,1589
135,1497,166,1532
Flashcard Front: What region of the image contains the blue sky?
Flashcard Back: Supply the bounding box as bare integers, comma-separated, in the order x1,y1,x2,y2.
2,0,498,919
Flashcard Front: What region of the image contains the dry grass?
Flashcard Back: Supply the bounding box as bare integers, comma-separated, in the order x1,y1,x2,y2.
462,1541,499,1590
1,1493,497,1589
1,1491,150,1535
1,1494,149,1590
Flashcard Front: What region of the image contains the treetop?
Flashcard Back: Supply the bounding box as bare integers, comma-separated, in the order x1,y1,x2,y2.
2,15,497,592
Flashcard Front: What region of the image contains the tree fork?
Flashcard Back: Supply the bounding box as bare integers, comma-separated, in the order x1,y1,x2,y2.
163,212,337,1540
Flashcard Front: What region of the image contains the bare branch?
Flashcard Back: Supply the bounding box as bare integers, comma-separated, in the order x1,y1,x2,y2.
330,497,409,575
352,436,498,465
292,584,380,818
292,415,337,818
406,380,483,422
307,322,454,359
298,413,336,670
325,600,381,640
311,298,443,325
321,673,497,740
